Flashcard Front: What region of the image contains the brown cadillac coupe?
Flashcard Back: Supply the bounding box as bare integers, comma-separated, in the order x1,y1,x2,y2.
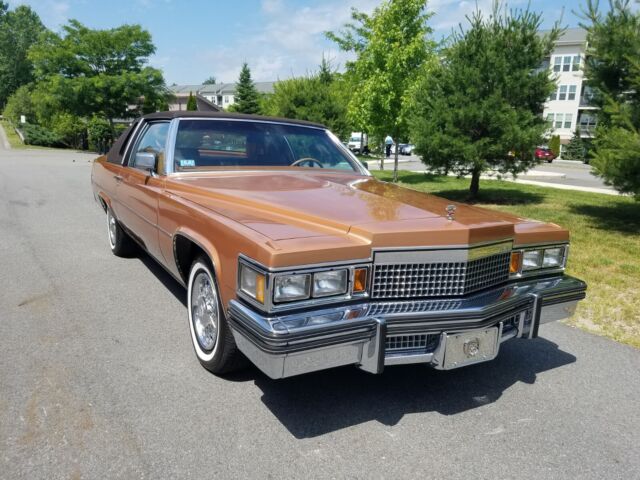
91,111,586,379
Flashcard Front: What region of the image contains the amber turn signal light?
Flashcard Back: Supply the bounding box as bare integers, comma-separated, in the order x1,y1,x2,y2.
255,273,266,304
353,267,368,293
509,251,522,274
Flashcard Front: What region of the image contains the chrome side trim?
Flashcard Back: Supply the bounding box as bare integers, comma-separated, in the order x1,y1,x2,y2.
164,118,180,175
121,120,145,166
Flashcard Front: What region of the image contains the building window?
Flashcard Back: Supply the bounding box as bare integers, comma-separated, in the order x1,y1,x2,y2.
553,56,562,72
564,113,573,129
579,113,597,133
554,114,563,129
572,55,581,71
224,96,229,103
568,85,577,101
549,89,557,101
558,85,567,100
546,113,554,125
563,56,572,72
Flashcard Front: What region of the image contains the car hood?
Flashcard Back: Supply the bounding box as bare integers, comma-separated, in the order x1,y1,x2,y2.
165,171,565,247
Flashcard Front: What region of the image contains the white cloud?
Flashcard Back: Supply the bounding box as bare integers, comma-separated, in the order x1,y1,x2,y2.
193,0,379,83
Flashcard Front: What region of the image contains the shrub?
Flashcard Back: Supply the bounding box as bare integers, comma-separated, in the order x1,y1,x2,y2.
21,123,64,147
50,113,86,149
87,116,114,153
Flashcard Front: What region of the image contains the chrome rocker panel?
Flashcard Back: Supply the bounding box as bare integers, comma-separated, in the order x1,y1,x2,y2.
228,275,586,379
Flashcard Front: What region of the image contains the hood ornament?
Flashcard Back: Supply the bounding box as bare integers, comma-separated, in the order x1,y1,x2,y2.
446,204,456,221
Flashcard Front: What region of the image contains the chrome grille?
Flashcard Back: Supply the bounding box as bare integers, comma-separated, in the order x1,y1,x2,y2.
372,251,511,299
385,334,439,353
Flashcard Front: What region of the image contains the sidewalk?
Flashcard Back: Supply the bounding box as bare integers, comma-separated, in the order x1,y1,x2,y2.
0,122,11,150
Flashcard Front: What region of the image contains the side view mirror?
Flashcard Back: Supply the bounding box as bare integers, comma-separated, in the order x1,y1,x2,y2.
135,151,157,173
362,161,369,169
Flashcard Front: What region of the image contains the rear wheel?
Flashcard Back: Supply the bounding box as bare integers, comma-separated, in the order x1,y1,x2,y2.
187,256,245,374
107,208,135,257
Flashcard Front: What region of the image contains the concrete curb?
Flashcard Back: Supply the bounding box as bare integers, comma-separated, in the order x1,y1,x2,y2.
410,170,620,195
509,178,621,196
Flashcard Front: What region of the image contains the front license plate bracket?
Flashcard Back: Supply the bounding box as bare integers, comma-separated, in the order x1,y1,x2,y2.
436,326,501,370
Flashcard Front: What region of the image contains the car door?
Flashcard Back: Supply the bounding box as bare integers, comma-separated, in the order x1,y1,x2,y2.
116,121,170,261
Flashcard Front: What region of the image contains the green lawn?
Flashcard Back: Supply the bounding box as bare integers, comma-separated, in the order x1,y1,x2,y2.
0,119,28,149
373,171,640,348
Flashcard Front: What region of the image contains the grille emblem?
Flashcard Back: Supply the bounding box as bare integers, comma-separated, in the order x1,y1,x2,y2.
463,338,481,358
446,205,456,221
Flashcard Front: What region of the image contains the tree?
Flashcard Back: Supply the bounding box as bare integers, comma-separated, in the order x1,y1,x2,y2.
186,91,197,111
232,63,260,114
203,76,216,85
327,0,435,181
0,2,45,108
262,58,351,139
563,129,586,161
2,85,34,123
549,135,561,158
581,0,640,199
27,20,166,128
409,4,559,198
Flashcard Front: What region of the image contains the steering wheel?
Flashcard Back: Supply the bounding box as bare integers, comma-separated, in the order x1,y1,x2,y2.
290,157,324,168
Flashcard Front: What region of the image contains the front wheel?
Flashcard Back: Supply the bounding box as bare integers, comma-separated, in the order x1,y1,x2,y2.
107,208,135,257
187,257,245,374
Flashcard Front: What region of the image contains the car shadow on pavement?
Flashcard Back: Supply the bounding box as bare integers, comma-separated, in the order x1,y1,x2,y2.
138,252,187,307
235,337,575,439
134,250,577,439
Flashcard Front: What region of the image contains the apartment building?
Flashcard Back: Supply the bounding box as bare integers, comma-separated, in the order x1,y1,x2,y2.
168,82,275,111
542,28,598,149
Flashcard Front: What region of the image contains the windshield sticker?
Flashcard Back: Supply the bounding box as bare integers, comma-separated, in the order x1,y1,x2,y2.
179,159,196,168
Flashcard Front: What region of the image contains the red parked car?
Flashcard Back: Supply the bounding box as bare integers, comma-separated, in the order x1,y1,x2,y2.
535,146,557,163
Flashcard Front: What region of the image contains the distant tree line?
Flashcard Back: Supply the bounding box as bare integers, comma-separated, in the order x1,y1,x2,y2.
1,0,637,198
0,1,167,150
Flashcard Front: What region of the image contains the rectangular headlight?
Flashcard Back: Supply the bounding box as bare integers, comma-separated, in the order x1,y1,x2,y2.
274,274,311,303
543,247,565,268
522,250,543,270
239,264,265,304
313,270,348,298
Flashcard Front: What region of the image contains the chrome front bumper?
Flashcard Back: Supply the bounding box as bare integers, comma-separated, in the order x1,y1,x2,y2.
228,275,586,379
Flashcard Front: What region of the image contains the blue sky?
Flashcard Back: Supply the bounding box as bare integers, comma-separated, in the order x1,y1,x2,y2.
8,0,587,84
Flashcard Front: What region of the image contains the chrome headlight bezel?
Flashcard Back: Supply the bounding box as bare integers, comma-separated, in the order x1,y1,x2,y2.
237,256,370,313
510,243,568,278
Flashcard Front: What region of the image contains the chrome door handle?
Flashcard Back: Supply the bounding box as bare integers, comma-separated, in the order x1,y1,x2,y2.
114,175,123,183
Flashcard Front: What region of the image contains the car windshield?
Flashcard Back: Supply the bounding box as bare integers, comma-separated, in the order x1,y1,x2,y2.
173,119,359,172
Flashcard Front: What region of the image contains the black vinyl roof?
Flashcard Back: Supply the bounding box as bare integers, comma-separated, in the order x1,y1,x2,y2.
142,110,326,129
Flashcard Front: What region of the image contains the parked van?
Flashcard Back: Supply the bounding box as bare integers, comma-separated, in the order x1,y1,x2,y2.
347,132,369,154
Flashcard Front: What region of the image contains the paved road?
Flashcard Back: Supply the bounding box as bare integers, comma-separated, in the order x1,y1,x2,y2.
369,156,614,192
1,148,639,479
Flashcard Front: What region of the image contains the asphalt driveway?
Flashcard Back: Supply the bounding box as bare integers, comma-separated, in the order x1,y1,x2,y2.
1,147,639,479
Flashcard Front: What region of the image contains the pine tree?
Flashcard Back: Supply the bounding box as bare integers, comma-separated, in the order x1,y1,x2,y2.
186,91,197,111
408,4,559,198
583,0,640,199
233,63,260,114
563,128,585,161
549,135,561,158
